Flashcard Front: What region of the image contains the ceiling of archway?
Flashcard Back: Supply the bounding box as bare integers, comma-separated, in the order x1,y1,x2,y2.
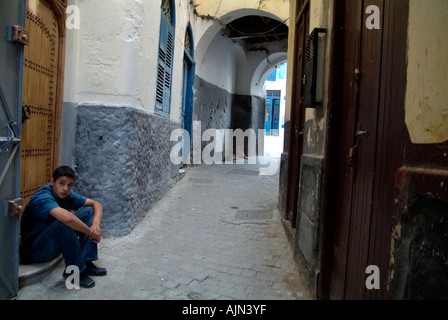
222,15,288,44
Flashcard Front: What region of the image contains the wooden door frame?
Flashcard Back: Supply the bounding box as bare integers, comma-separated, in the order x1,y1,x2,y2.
318,0,410,299
316,0,345,300
285,0,309,227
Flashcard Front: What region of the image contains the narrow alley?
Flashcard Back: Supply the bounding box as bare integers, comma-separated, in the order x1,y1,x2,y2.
2,0,446,302
16,156,312,300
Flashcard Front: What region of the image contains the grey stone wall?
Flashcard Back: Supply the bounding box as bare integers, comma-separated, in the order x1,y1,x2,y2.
251,96,266,134
193,76,232,133
278,120,290,217
294,154,324,288
193,76,265,157
251,95,266,156
60,102,77,166
231,95,265,156
73,104,179,237
295,155,323,265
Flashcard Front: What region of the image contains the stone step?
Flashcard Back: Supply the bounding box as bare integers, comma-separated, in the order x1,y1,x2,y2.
19,255,63,288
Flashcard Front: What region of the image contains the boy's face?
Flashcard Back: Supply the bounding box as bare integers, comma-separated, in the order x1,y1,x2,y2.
50,176,75,199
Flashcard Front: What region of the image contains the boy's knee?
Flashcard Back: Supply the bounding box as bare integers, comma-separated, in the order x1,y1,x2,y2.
76,207,94,224
85,207,94,216
56,221,78,238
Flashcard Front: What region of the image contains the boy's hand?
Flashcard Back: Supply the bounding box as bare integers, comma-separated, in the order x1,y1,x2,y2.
88,233,101,243
89,224,101,243
90,223,100,237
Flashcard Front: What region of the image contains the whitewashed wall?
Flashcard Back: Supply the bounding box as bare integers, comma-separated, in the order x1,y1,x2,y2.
64,0,196,122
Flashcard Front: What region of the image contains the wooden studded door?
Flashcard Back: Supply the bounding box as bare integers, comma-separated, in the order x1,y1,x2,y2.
20,0,64,204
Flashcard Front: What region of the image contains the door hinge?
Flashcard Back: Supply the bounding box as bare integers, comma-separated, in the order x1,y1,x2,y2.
8,25,29,46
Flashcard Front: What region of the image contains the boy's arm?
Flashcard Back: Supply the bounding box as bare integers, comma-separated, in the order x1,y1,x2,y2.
84,198,103,238
49,207,91,235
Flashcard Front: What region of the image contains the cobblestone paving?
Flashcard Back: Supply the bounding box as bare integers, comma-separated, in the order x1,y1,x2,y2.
16,159,312,300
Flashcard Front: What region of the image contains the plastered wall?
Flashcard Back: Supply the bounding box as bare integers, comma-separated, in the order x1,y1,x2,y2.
70,0,157,112
405,0,448,144
193,0,289,24
283,0,332,155
65,0,194,122
66,0,290,122
303,0,332,156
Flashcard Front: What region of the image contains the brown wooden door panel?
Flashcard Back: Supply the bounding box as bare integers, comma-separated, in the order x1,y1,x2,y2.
21,0,60,204
344,0,385,299
330,0,364,299
330,0,387,299
329,0,409,299
366,0,409,299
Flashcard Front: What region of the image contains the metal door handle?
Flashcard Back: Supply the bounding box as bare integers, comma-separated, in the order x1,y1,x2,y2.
354,68,361,82
22,105,31,122
356,130,368,137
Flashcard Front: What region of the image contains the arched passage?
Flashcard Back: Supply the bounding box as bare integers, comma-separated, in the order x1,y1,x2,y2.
250,52,288,97
194,9,286,72
193,9,288,157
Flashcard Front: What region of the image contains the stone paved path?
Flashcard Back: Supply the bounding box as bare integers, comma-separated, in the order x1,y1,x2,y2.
16,158,312,300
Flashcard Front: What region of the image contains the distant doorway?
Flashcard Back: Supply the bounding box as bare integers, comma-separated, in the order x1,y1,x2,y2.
265,94,280,137
264,64,286,159
264,93,283,159
180,25,194,165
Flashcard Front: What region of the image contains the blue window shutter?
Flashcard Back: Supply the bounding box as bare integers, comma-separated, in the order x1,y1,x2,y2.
155,13,174,116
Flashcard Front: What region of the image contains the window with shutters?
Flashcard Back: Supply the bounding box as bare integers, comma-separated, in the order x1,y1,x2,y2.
155,0,175,116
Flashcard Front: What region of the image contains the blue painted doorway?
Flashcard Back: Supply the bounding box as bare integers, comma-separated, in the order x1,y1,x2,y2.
180,25,194,164
265,93,280,136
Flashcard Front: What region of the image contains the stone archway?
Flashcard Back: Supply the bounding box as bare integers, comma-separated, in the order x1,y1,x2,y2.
193,9,289,158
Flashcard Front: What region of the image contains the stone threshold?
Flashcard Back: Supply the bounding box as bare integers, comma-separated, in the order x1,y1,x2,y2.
19,255,63,288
